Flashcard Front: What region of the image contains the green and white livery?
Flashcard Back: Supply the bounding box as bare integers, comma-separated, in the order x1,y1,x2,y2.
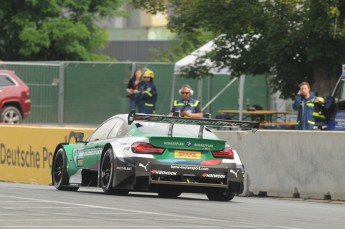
52,112,259,201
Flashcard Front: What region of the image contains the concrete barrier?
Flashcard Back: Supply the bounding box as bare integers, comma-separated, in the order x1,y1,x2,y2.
215,130,345,200
2,124,344,200
0,125,94,185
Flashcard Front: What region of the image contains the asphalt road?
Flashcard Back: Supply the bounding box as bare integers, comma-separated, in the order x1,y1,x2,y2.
0,182,344,229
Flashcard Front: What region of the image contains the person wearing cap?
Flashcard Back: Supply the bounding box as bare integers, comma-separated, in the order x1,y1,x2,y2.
137,69,157,114
169,84,202,118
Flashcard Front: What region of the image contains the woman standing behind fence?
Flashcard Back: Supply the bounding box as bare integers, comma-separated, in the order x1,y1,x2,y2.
126,69,143,112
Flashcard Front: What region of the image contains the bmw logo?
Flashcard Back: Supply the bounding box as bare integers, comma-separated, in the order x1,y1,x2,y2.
186,141,192,147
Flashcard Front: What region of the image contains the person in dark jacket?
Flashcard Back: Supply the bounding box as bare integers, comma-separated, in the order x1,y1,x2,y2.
170,84,202,118
137,70,157,114
293,82,319,130
126,68,143,112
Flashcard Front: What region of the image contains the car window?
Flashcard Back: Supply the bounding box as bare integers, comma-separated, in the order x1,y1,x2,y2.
108,118,128,138
0,74,16,87
88,118,118,141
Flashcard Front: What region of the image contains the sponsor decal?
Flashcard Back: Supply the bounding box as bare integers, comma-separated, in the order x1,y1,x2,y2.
0,127,94,185
174,151,201,159
139,162,150,172
84,148,102,156
116,166,132,171
193,143,213,148
202,173,226,179
0,144,53,169
170,165,209,171
230,169,239,178
163,141,184,146
162,141,214,149
151,170,177,176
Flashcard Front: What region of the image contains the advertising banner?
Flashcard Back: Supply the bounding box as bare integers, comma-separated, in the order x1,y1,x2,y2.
0,125,94,185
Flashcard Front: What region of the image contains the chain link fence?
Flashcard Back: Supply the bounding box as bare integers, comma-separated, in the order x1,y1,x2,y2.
1,61,270,125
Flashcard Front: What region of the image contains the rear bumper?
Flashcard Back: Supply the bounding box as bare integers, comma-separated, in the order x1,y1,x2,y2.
22,99,31,118
150,180,228,188
149,164,244,193
113,158,244,193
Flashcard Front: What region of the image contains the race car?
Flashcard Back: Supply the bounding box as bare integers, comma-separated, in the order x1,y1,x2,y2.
52,111,259,201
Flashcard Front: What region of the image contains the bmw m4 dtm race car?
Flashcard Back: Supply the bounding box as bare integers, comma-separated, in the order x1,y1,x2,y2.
52,111,259,201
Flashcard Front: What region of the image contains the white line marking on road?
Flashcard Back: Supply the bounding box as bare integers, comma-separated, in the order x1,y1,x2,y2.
0,226,219,228
0,201,38,203
0,195,208,220
87,212,143,215
0,213,47,216
0,194,302,229
2,207,87,209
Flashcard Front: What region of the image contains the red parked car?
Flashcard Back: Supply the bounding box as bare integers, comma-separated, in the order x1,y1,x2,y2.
0,70,31,123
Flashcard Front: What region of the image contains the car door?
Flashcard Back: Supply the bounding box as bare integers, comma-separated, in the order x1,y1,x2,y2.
0,73,17,108
79,118,119,170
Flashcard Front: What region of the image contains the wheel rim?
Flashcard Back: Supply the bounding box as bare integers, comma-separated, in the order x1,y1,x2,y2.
53,152,64,184
3,110,20,123
101,153,112,187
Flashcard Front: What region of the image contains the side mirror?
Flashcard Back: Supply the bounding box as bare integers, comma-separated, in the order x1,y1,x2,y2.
68,131,85,143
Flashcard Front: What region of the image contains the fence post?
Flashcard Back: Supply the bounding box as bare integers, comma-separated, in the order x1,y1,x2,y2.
58,62,64,125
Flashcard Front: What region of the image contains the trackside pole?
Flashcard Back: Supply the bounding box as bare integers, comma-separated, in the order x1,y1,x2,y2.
58,62,64,125
170,74,177,110
201,77,237,112
238,74,245,121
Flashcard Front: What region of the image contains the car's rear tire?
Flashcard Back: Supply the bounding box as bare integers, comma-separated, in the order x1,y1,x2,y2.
101,148,130,195
52,148,79,191
206,190,235,201
0,106,22,124
158,189,182,199
100,149,129,195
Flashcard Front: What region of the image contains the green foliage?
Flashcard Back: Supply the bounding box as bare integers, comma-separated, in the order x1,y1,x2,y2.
149,29,214,63
134,0,345,98
130,0,168,14
0,0,126,61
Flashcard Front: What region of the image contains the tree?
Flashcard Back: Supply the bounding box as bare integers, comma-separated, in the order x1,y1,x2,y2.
132,0,345,98
0,0,127,61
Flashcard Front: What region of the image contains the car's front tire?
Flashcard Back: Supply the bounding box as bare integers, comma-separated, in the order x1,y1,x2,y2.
0,106,22,124
206,190,235,201
52,148,79,191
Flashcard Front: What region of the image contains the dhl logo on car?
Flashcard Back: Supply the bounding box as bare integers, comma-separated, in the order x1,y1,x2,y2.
174,151,201,159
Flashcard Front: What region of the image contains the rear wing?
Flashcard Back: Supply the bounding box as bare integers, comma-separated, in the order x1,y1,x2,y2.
128,111,259,137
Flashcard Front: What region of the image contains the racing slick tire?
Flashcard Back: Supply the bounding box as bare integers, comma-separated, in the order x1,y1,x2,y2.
157,189,182,199
0,106,22,124
100,148,129,196
206,190,235,201
52,148,79,191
